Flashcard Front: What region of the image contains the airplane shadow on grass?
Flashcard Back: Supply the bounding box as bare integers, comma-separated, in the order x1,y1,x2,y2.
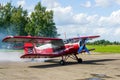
29,59,119,69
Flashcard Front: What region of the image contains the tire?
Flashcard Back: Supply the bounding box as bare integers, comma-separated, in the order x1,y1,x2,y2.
59,60,65,65
77,58,83,63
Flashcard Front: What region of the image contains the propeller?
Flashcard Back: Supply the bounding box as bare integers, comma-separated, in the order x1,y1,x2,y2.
77,38,90,54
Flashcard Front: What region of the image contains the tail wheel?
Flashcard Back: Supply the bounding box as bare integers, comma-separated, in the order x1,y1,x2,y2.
77,58,83,63
59,60,65,65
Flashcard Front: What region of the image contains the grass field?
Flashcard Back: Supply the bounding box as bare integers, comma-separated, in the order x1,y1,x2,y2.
87,45,120,53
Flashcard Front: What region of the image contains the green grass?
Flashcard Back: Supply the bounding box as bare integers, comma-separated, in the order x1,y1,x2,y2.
87,45,120,53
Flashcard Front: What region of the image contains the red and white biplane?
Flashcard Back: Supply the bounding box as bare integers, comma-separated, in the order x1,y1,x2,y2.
2,35,100,65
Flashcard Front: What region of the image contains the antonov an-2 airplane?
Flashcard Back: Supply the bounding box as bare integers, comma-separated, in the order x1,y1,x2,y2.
2,35,100,65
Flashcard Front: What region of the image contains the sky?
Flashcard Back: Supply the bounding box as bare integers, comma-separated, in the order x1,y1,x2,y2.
1,0,120,41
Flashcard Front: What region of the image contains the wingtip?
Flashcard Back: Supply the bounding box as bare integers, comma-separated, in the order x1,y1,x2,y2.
2,36,13,42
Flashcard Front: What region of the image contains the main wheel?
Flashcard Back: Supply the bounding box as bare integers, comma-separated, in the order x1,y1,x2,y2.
59,60,65,65
77,58,83,63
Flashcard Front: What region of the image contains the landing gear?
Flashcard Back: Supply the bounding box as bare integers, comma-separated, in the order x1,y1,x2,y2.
59,60,65,65
59,54,83,65
77,58,83,63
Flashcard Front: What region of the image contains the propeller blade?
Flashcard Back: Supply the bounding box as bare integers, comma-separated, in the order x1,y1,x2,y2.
84,46,90,54
78,45,84,53
78,38,90,54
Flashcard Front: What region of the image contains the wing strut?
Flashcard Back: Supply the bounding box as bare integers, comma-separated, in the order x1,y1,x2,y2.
60,54,83,65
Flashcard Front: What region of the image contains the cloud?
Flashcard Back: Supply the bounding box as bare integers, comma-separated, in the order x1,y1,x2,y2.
42,0,74,25
80,1,92,8
73,13,89,25
42,0,60,8
99,10,120,27
114,28,120,36
53,6,74,25
115,0,120,5
95,0,113,7
42,0,120,41
57,25,90,39
17,0,25,7
95,0,120,7
56,9,120,41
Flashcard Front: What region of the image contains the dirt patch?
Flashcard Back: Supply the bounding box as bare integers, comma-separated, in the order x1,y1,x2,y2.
0,52,120,80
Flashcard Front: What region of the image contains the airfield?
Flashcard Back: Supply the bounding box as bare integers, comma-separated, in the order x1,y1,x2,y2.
0,51,120,80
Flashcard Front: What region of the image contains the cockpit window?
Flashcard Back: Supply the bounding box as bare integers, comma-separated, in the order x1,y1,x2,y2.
63,39,78,44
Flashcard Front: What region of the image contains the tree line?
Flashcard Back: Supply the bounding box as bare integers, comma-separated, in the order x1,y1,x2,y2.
87,39,120,45
0,2,58,37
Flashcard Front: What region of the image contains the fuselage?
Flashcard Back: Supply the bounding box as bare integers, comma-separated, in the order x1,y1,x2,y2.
24,42,79,55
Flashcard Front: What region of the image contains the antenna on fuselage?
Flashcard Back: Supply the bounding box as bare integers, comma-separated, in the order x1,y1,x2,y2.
64,32,66,39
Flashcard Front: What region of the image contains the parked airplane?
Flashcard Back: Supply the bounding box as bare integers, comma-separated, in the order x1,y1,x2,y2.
2,35,100,65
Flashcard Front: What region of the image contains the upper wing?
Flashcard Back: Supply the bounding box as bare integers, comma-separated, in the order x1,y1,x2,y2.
64,35,100,43
2,36,62,43
2,35,100,43
72,35,100,40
